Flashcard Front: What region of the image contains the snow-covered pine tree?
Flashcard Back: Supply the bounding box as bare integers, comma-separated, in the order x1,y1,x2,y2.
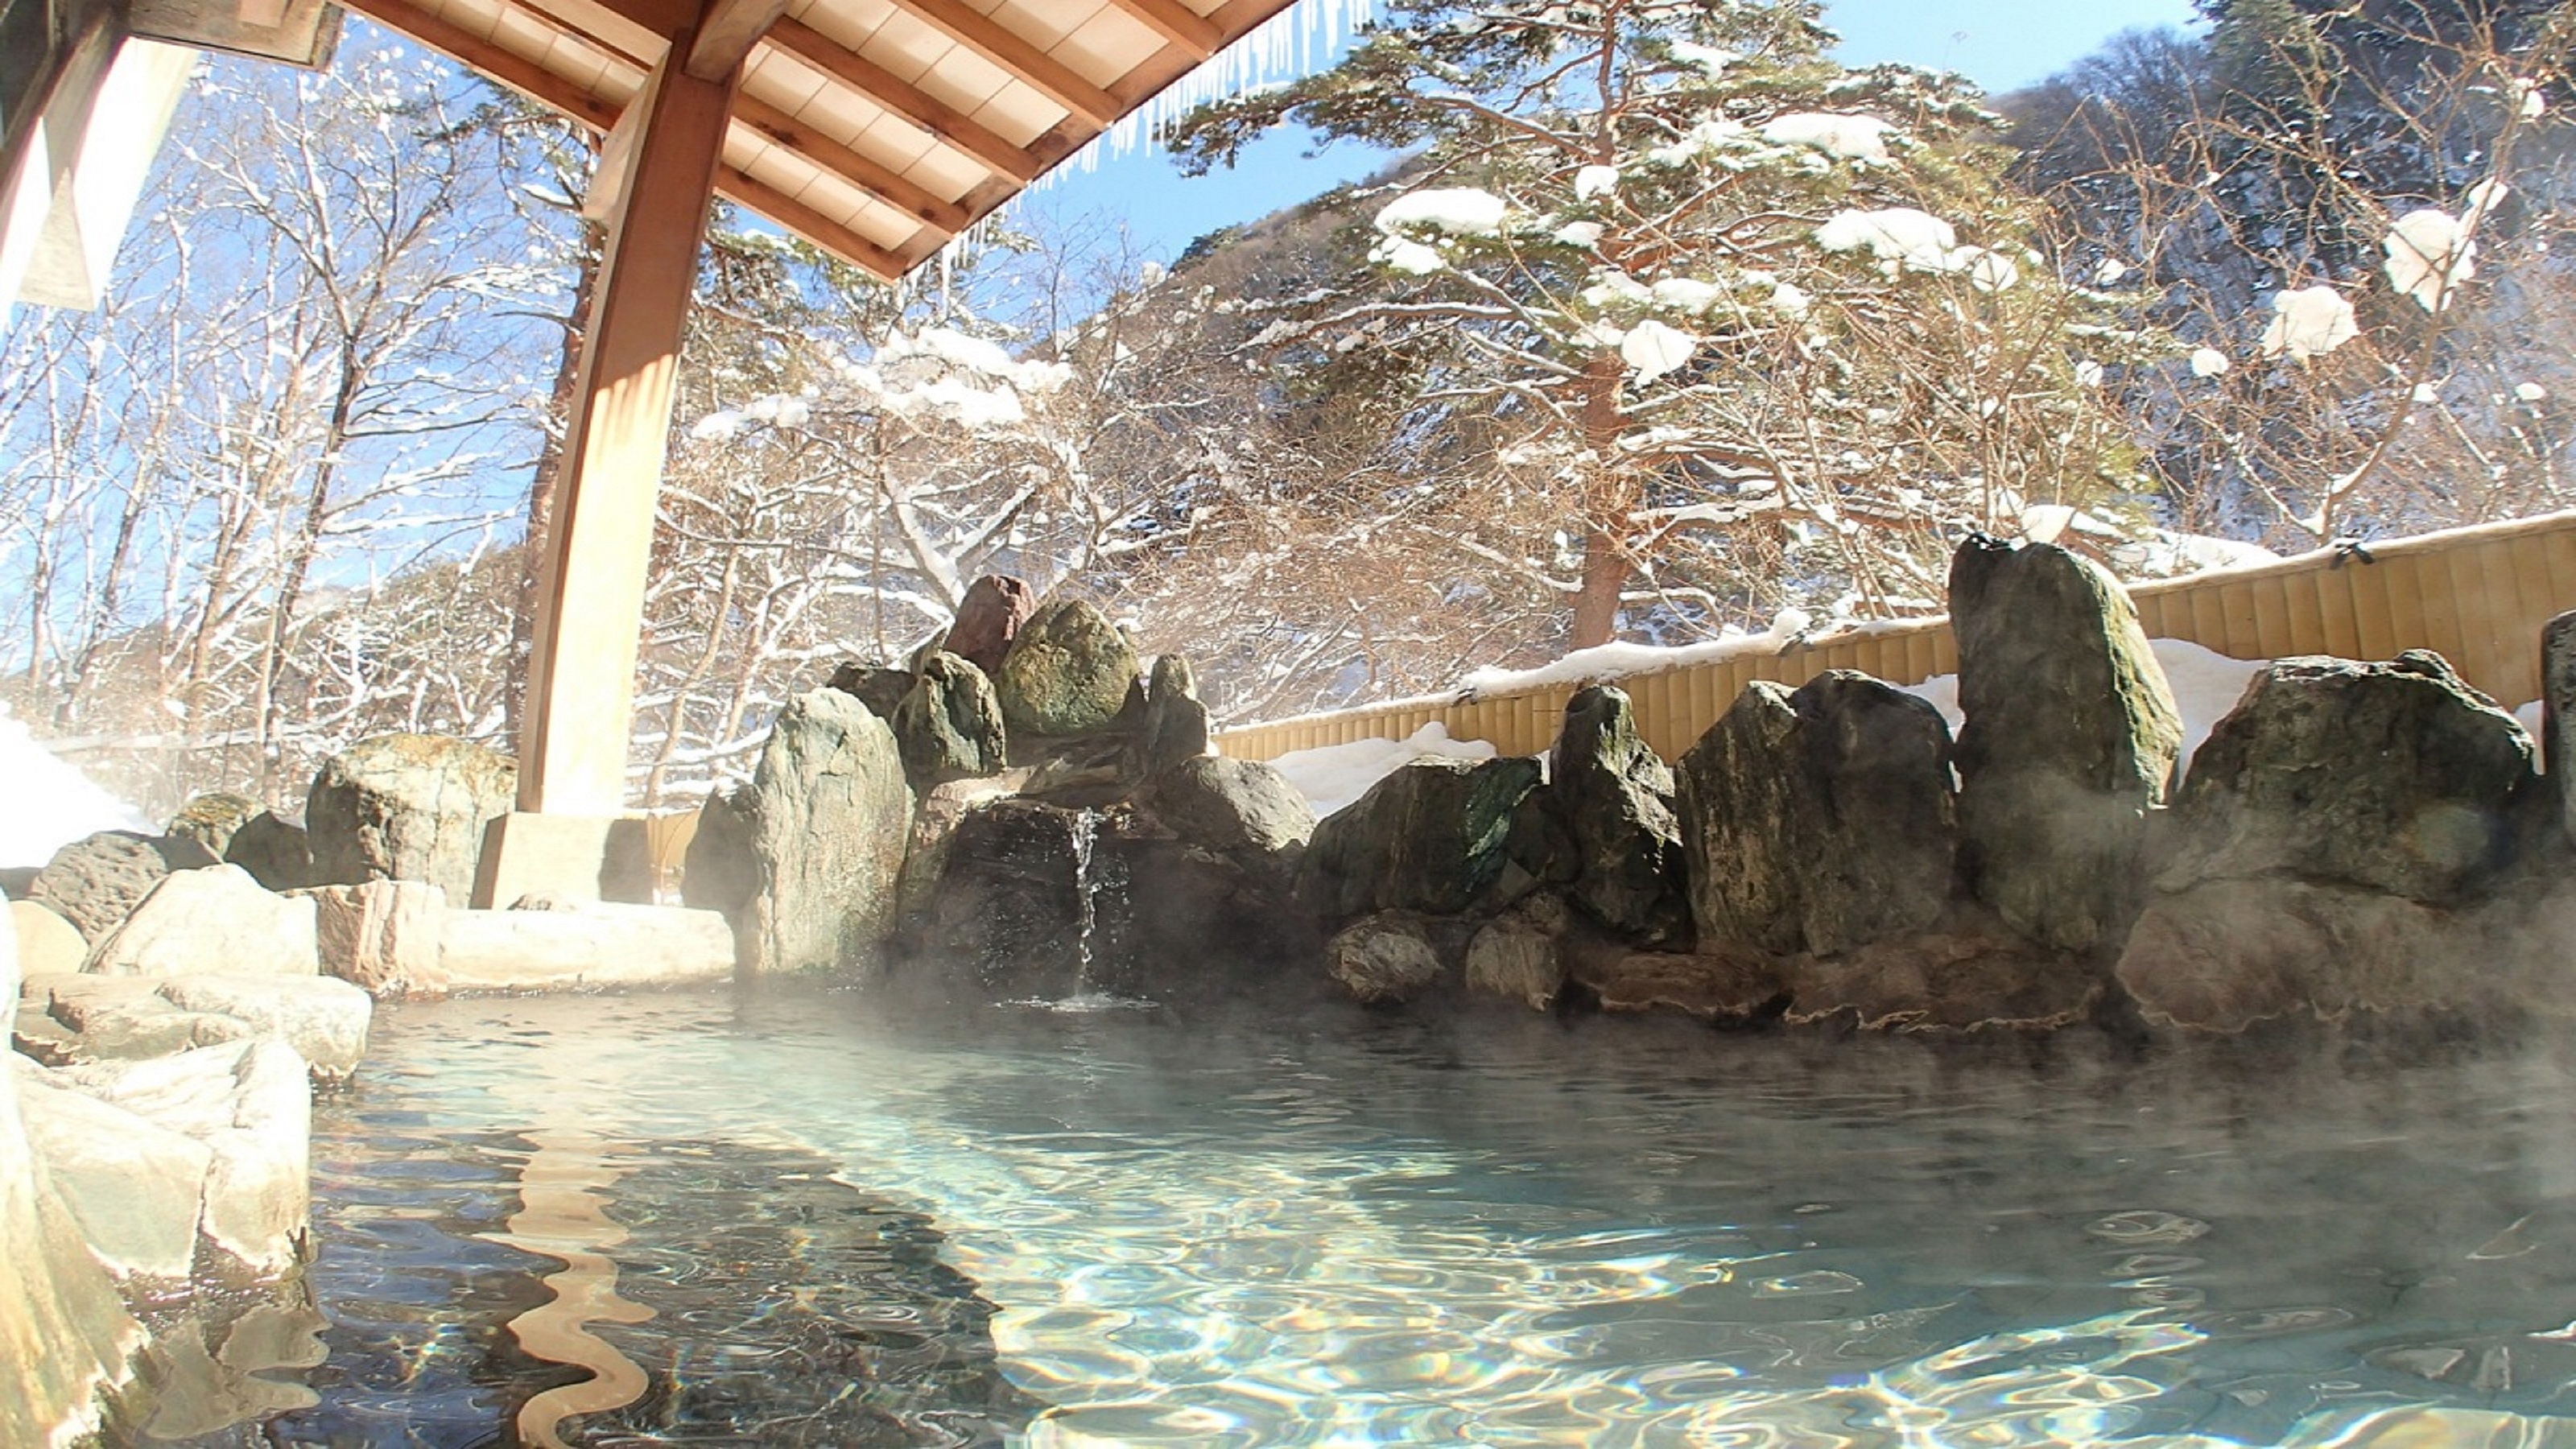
1171,0,2144,650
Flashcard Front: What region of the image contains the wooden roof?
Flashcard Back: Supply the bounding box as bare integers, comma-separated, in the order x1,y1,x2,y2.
335,0,1307,279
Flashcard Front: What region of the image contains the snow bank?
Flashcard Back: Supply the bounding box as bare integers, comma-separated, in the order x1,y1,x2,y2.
0,703,147,868
1455,613,1818,696
1267,723,1499,821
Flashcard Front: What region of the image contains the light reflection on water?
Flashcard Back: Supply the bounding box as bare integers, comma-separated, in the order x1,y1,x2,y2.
270,987,2576,1446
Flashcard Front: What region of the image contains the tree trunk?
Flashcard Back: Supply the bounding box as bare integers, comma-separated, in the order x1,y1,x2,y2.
1569,530,1627,650
1569,353,1631,651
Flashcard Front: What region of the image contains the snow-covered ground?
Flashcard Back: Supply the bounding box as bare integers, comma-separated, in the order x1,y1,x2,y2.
1897,638,2267,782
1265,723,1498,822
0,703,147,869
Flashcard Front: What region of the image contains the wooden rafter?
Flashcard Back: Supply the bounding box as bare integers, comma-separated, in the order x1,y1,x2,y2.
766,16,1045,184
1104,0,1220,59
730,96,968,235
880,0,1121,127
338,0,622,128
715,167,913,280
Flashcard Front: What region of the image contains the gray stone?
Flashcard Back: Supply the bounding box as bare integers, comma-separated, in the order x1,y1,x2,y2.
1782,929,2096,1033
824,661,915,720
84,865,318,978
739,689,914,977
914,799,1102,999
894,771,1029,935
0,866,33,899
1139,654,1211,776
891,651,1009,787
1571,945,1788,1023
996,600,1140,741
10,900,84,976
1950,538,2182,952
12,1055,215,1281
2116,877,2467,1030
1299,757,1544,921
306,733,517,899
168,792,262,859
0,893,139,1449
311,879,448,997
1137,756,1315,860
1678,672,1956,957
2548,611,2576,848
29,829,218,940
438,902,734,991
223,811,316,893
947,574,1037,678
1550,685,1688,943
2160,652,2533,905
52,1039,312,1278
152,977,373,1084
1463,894,1569,1010
1327,913,1447,1005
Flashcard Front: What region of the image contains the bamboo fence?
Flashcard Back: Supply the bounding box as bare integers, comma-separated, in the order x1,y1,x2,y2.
1212,511,2576,765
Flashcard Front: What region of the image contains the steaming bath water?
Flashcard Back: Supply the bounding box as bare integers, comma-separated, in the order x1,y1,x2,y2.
236,986,2576,1447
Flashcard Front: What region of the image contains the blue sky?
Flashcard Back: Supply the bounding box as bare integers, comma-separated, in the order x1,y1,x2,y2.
1038,0,2206,262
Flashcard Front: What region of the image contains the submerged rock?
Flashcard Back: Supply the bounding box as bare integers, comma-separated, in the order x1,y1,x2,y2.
739,690,913,977
305,733,517,900
891,651,1009,788
1950,538,2182,952
1549,686,1688,944
996,600,1140,741
84,865,318,978
1463,893,1571,1011
1678,672,1955,958
947,573,1038,679
1571,945,1787,1024
1782,928,2096,1033
2116,878,2467,1030
29,830,218,942
1300,757,1543,922
2159,652,2533,906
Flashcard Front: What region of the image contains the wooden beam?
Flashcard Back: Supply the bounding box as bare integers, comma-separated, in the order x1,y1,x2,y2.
683,0,786,80
881,0,1120,127
520,37,737,815
1110,0,1298,105
236,0,289,27
715,168,910,281
731,96,969,234
580,97,648,221
766,16,1043,184
336,0,621,130
522,0,695,48
1103,0,1220,59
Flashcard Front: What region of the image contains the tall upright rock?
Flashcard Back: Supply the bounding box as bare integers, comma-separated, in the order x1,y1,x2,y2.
1949,539,2182,952
740,690,914,977
1548,685,1687,943
306,734,517,900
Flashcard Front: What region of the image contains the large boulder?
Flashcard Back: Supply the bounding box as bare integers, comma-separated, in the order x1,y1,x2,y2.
2547,610,2576,847
84,865,318,978
309,880,448,997
10,901,84,977
18,972,369,1083
143,976,372,1084
1299,757,1544,922
894,771,1030,938
995,600,1140,741
9,1055,210,1281
739,690,914,977
1326,912,1447,1005
679,783,757,920
1137,654,1211,777
1463,893,1570,1011
223,811,315,892
824,661,914,720
2116,878,2467,1030
1678,672,1957,957
39,1039,312,1278
2158,652,2533,905
890,651,1009,788
0,898,138,1449
913,799,1105,1000
946,574,1038,678
29,830,218,941
438,902,733,990
1548,686,1688,943
167,792,261,859
1949,538,2182,952
1137,756,1315,865
306,733,517,899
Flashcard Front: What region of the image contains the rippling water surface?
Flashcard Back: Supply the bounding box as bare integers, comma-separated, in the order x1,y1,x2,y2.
250,986,2576,1447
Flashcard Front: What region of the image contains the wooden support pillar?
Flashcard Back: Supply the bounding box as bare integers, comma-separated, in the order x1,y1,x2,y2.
515,28,736,819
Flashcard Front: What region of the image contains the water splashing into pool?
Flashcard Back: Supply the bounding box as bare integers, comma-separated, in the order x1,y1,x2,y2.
226,988,2576,1446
